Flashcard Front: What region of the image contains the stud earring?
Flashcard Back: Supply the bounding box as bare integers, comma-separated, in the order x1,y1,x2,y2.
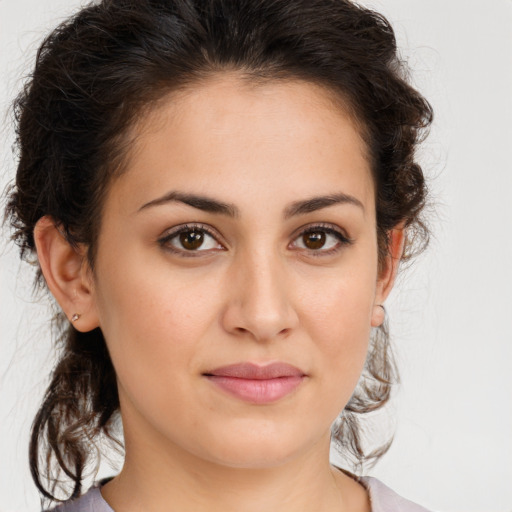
71,313,81,323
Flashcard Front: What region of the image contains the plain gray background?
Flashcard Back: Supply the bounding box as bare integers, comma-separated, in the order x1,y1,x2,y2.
1,1,511,511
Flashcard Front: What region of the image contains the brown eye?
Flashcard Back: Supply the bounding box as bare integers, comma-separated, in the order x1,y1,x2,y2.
160,225,223,254
291,225,351,254
302,231,326,250
179,230,204,250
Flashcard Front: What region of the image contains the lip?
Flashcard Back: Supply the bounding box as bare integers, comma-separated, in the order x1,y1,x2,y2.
204,362,306,404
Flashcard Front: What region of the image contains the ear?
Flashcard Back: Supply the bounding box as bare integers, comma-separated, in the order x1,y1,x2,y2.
371,226,406,327
33,216,100,332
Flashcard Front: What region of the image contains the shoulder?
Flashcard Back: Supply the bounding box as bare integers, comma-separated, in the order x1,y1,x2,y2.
45,486,113,512
362,476,433,512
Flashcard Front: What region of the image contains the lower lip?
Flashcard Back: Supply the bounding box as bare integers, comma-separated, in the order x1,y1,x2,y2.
205,375,305,404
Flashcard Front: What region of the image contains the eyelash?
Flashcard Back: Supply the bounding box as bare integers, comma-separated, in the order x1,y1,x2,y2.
293,224,354,257
158,223,223,258
157,222,353,258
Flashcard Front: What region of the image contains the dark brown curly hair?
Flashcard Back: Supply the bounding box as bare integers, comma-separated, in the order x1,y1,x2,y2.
4,0,433,504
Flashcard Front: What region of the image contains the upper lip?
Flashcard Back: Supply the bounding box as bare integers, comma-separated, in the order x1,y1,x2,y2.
204,362,305,379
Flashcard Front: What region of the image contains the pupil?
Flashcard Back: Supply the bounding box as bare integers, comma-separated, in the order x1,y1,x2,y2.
304,232,325,249
180,230,204,250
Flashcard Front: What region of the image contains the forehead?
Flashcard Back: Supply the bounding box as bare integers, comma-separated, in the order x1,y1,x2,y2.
109,76,375,216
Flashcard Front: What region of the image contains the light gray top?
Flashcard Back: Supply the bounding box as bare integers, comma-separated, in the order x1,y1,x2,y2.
48,476,431,512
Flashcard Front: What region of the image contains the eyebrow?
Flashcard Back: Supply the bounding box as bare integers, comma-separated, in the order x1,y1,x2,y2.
138,191,364,218
139,191,239,217
283,193,364,219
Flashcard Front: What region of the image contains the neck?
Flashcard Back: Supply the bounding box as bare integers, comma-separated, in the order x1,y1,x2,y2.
100,397,370,512
101,431,369,512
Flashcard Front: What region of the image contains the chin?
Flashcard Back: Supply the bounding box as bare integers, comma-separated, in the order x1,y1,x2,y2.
189,419,325,470
204,444,304,470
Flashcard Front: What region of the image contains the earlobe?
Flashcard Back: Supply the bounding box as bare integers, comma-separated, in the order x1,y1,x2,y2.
33,216,99,332
371,304,386,328
371,226,406,327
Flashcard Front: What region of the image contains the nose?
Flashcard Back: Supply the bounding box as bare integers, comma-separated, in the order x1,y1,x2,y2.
220,250,299,343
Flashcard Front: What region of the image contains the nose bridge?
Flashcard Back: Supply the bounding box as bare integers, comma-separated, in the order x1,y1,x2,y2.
223,243,298,341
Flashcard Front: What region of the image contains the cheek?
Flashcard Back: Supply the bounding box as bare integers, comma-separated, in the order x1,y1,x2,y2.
92,256,229,442
297,254,377,398
302,263,376,349
92,248,223,386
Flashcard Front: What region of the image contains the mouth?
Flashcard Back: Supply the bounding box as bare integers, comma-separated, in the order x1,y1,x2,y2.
203,362,307,404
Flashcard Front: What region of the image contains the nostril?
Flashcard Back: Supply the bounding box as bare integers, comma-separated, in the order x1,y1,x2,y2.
220,282,299,341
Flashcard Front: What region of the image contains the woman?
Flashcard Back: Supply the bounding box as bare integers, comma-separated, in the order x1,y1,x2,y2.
4,0,433,510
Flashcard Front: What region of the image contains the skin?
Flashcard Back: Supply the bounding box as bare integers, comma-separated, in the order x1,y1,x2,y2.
34,76,404,512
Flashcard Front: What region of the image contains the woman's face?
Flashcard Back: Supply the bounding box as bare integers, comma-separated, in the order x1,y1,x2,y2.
87,77,390,468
